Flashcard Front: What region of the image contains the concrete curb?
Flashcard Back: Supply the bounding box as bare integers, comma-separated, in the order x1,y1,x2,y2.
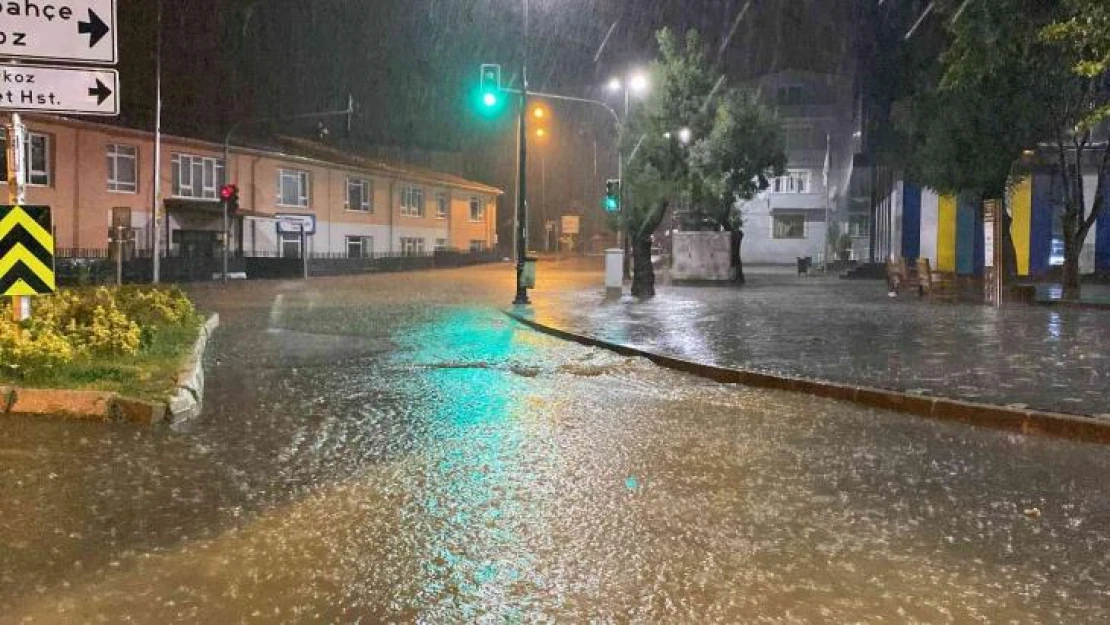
167,313,220,426
505,310,1110,445
1,314,219,425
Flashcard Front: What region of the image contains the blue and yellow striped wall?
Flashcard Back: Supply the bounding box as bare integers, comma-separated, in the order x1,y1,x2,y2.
899,177,1109,277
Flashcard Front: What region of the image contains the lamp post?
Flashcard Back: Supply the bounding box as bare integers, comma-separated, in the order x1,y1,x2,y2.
606,71,649,277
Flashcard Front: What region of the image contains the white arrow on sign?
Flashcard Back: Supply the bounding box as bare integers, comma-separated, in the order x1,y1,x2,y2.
0,0,116,64
0,63,118,116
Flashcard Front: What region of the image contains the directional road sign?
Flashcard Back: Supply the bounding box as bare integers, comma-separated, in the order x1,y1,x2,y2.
0,0,116,64
0,205,55,296
0,63,118,115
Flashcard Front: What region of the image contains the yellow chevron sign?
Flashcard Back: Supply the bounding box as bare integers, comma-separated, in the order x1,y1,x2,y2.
0,205,55,296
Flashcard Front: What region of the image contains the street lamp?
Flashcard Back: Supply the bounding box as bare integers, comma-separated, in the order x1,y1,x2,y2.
513,0,531,305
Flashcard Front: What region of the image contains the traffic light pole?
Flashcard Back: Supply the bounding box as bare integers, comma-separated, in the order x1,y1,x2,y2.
221,103,356,283
513,0,531,305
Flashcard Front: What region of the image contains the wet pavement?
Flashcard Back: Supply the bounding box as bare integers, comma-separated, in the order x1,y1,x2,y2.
530,261,1110,417
0,262,1108,623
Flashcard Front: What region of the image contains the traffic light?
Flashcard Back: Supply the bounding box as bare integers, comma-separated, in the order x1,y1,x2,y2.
479,63,502,111
604,179,621,212
220,184,240,213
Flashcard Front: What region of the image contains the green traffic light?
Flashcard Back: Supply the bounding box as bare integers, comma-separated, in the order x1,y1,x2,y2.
483,92,498,107
604,197,619,212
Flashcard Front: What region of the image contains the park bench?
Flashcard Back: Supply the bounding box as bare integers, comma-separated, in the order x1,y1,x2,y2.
886,257,955,298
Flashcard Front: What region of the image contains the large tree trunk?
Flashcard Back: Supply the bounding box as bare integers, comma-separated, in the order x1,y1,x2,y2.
730,229,745,285
1063,228,1082,300
630,235,655,298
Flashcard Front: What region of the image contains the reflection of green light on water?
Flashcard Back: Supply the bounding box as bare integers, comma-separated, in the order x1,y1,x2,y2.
396,309,545,609
626,476,639,490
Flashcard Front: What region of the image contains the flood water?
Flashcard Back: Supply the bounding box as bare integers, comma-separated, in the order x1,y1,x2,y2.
1,263,1107,623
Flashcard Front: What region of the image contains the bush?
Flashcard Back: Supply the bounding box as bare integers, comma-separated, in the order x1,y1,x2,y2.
0,286,198,377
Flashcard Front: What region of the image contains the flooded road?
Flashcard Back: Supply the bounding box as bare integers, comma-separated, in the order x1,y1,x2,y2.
1,263,1108,623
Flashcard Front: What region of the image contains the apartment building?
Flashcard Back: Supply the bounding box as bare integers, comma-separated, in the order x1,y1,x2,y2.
2,115,501,259
736,70,860,265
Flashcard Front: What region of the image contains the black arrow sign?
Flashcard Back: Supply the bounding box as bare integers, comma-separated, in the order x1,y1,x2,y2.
77,9,110,48
88,79,112,105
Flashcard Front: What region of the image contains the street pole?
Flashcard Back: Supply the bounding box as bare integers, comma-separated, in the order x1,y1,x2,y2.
152,0,163,284
6,113,29,321
300,223,308,280
221,104,354,283
513,0,530,305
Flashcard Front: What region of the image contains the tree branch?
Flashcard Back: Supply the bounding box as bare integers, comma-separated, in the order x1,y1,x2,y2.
637,200,670,240
1081,141,1110,238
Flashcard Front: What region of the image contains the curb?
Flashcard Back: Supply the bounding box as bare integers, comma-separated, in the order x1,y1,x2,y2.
1,314,219,425
167,313,220,425
505,310,1110,445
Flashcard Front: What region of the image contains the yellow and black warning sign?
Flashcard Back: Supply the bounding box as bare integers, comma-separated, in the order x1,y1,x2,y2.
0,205,55,296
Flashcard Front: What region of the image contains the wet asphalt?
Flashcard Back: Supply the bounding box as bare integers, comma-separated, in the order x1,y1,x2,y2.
0,260,1107,623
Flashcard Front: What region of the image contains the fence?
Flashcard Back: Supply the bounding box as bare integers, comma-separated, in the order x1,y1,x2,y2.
54,249,504,286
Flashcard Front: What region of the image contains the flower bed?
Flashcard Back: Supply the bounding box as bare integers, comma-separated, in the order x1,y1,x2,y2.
0,287,202,402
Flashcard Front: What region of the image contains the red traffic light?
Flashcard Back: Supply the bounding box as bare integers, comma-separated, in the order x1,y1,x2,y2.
220,184,238,200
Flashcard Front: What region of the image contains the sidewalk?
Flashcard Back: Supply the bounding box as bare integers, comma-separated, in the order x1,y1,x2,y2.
529,268,1110,418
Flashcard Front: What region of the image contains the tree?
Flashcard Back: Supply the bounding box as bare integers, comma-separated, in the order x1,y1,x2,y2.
905,0,1109,297
688,88,786,284
622,28,785,297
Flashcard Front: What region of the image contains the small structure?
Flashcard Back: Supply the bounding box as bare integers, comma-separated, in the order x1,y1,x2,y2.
671,232,732,282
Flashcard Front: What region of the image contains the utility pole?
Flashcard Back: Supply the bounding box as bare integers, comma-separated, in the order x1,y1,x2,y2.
513,0,530,305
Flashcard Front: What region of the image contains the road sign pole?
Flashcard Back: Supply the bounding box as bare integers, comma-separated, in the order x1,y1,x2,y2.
6,113,30,321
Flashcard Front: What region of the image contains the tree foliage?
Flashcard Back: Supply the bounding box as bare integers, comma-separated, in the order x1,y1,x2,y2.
622,28,785,296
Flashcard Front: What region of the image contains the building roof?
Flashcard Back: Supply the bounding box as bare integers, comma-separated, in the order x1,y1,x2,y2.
24,115,504,196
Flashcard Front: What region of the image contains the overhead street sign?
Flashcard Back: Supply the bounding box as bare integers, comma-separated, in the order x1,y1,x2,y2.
0,63,118,115
0,0,116,64
0,205,55,296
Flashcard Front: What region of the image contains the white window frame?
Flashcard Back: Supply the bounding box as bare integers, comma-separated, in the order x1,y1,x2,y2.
401,186,425,217
345,177,372,212
400,237,426,255
436,192,449,219
24,132,51,187
469,197,486,222
106,143,138,193
278,168,311,208
773,170,810,194
345,235,373,258
171,153,225,200
772,213,807,240
435,238,449,251
469,240,487,252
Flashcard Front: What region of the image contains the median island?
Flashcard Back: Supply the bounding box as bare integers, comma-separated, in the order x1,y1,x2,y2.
0,286,202,406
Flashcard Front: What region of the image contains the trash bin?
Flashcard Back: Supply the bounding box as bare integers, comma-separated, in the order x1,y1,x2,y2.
521,255,538,289
797,256,812,276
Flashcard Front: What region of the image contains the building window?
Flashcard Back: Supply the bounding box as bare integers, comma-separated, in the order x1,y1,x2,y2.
400,237,425,255
171,153,225,199
469,197,486,221
773,170,810,194
469,240,487,252
1,132,52,186
773,214,806,239
848,215,869,238
278,169,310,207
106,144,138,193
346,177,371,212
346,235,373,258
436,192,449,219
401,186,425,217
435,238,449,251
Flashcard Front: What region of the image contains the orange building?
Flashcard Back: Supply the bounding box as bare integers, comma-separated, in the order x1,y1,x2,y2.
3,115,500,259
